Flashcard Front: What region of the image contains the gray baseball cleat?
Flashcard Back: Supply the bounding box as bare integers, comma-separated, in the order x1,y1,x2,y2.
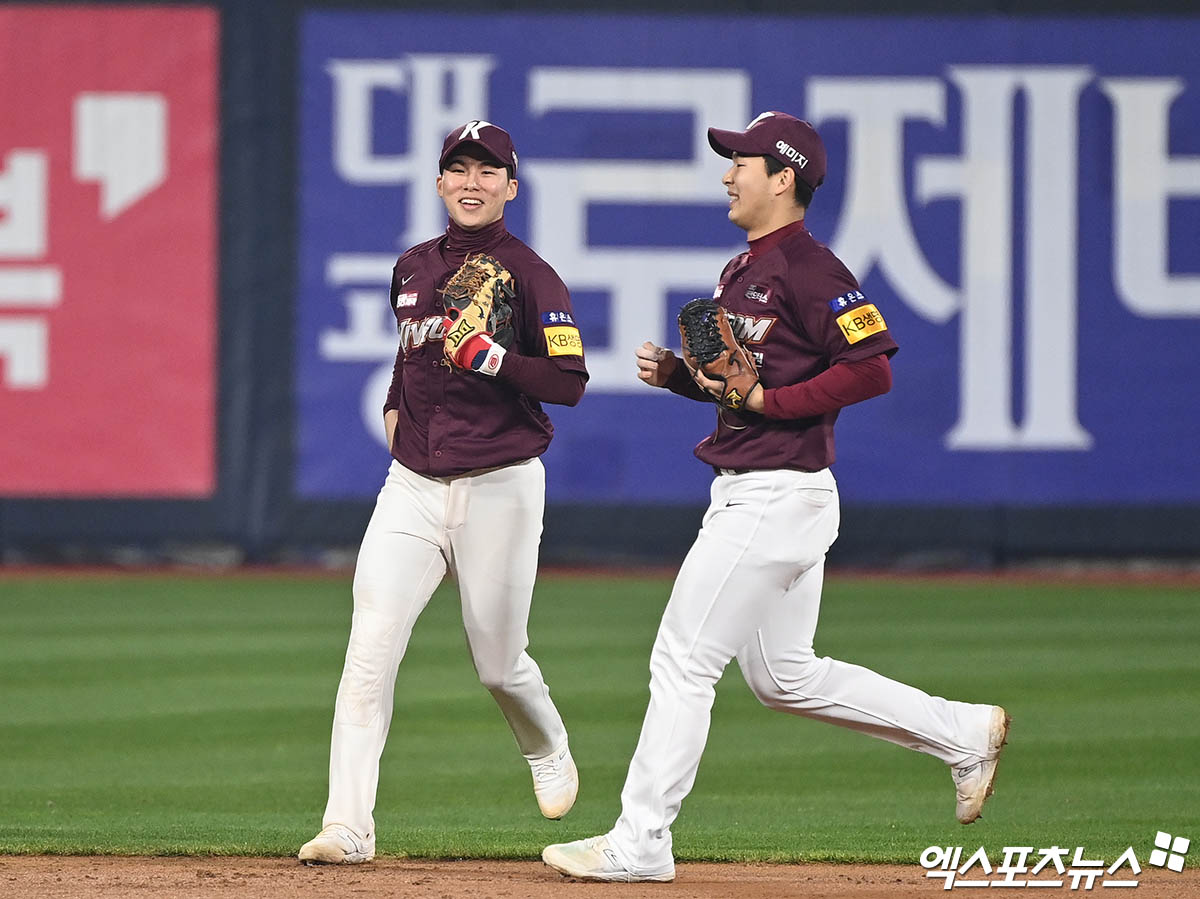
542,834,675,883
529,740,579,819
953,706,1012,824
297,823,375,865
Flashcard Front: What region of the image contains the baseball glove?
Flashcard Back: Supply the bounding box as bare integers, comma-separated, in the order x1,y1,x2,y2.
678,298,760,412
440,253,516,372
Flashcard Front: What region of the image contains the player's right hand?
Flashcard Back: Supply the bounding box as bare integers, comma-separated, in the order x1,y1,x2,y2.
384,408,400,454
636,341,678,388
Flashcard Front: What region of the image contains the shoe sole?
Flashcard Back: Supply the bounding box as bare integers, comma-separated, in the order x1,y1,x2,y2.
297,845,374,865
298,854,374,866
962,709,1012,825
536,757,580,820
543,860,674,883
983,711,1012,802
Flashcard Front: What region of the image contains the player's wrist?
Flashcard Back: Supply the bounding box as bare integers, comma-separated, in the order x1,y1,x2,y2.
744,382,765,413
465,334,505,375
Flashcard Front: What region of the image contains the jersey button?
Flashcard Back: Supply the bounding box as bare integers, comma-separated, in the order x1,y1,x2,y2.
434,405,442,412
434,450,443,457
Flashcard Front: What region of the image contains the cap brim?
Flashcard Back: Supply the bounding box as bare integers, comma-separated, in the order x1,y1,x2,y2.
440,139,510,169
707,127,757,159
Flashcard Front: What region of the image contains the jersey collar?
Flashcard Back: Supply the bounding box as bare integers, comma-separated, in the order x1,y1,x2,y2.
747,219,808,258
444,216,508,255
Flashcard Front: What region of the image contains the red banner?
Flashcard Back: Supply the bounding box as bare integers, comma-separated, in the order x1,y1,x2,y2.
0,7,218,496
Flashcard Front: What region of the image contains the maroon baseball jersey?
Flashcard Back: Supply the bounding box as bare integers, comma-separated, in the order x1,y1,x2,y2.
384,218,587,477
692,220,897,472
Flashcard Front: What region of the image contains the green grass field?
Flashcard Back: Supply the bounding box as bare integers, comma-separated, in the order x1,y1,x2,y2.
0,571,1197,862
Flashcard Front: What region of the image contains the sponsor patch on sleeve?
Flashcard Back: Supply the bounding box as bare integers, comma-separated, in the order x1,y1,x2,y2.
544,325,583,356
828,290,867,312
541,311,576,325
836,303,888,344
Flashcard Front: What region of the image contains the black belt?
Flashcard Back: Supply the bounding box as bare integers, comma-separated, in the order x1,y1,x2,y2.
713,466,751,476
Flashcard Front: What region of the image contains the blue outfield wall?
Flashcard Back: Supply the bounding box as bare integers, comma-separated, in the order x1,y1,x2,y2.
296,13,1200,509
1,3,1199,564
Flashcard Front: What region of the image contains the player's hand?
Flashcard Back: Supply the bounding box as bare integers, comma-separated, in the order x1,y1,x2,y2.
691,368,765,413
635,341,678,388
384,408,400,453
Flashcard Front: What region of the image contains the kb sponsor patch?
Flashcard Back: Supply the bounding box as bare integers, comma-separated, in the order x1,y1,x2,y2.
836,304,887,344
544,325,583,356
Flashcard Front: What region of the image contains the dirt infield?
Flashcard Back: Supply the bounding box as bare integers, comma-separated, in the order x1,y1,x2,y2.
1,857,1197,898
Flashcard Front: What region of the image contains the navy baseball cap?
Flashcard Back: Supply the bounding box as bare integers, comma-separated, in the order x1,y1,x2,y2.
439,120,518,173
708,111,826,191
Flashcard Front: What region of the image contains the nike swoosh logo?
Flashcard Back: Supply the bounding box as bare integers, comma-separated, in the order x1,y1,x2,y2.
401,274,414,285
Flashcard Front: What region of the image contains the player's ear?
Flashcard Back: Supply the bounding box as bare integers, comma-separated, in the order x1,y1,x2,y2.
436,174,445,197
774,165,794,199
506,177,518,201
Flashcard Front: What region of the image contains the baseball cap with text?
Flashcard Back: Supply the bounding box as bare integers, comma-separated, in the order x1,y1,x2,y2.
439,120,518,173
707,111,826,191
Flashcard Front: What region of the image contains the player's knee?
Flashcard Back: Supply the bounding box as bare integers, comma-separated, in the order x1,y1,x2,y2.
334,614,400,724
648,638,724,699
478,671,508,692
476,656,521,692
745,652,824,707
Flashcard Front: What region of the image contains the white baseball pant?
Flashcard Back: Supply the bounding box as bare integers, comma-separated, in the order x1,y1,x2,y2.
607,467,996,872
321,457,567,838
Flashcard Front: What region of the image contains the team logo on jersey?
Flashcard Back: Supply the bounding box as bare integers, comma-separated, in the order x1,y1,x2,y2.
829,290,867,311
836,304,888,344
727,312,777,344
398,314,446,352
713,284,725,298
745,284,771,304
395,291,419,308
542,311,575,325
544,325,583,356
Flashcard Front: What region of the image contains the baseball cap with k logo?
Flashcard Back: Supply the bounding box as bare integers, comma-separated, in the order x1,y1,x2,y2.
439,120,519,173
708,111,827,191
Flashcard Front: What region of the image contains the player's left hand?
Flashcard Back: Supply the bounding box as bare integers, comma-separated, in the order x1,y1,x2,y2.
454,331,507,376
441,253,515,375
692,369,764,412
677,299,762,413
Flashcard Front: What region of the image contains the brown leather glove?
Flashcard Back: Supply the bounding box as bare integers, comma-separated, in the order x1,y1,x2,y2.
677,298,760,412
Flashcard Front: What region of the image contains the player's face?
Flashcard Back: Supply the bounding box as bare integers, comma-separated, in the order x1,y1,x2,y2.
437,151,518,230
722,153,779,238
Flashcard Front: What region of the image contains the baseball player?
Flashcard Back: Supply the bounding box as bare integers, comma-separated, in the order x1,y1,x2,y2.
543,112,1009,883
299,121,587,865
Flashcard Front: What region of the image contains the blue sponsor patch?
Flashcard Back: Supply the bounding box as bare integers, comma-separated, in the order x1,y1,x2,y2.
828,290,867,312
542,311,575,325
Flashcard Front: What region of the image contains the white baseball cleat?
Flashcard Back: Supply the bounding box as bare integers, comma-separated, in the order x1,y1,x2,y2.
529,741,579,820
953,706,1012,824
542,834,675,883
297,823,375,865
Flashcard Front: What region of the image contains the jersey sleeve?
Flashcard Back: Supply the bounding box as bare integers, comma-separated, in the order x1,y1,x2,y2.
515,256,588,375
383,261,406,412
792,251,898,365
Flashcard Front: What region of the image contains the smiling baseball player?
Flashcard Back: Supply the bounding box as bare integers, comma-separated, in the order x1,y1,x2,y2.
299,121,587,865
543,111,1009,883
